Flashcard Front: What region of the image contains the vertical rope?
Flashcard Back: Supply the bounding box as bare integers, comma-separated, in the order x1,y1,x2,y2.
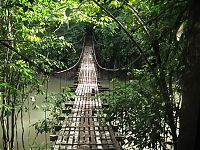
65,72,68,93
122,39,129,136
21,82,25,150
45,79,49,150
111,72,116,126
108,71,111,102
15,113,19,150
28,82,31,147
60,77,62,94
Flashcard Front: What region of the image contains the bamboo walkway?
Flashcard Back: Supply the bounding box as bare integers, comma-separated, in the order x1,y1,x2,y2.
51,37,121,150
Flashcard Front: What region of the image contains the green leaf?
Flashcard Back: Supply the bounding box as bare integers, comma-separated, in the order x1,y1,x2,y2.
66,8,71,16
23,6,29,12
28,0,34,4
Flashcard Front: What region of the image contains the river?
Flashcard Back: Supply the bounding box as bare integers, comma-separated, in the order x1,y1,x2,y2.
0,75,110,150
0,77,73,150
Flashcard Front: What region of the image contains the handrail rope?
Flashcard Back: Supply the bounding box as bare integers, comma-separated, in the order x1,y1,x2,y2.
54,35,86,74
93,34,143,70
92,36,142,71
72,35,85,45
92,35,104,46
92,37,124,71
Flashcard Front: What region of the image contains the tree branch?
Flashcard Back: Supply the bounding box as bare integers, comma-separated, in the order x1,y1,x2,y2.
0,41,49,75
122,0,149,35
92,0,152,68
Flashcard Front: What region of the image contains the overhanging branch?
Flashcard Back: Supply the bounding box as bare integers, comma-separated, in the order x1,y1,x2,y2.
0,41,49,75
92,0,152,68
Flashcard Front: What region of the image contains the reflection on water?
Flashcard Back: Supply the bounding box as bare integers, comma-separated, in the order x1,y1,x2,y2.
0,76,73,150
0,75,110,150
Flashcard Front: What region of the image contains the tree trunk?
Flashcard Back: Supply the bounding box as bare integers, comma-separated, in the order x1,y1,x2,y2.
178,0,200,149
152,39,178,149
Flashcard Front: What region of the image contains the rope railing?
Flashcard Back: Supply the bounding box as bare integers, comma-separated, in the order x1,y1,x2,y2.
72,35,85,45
92,36,142,72
92,35,104,46
54,35,142,74
54,35,86,74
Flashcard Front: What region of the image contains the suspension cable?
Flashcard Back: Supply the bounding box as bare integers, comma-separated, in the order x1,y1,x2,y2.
72,35,85,45
92,35,104,46
92,36,142,71
55,35,142,73
54,35,86,74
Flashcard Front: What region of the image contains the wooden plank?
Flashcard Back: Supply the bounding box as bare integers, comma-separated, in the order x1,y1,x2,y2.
89,117,97,149
108,126,121,150
52,37,121,150
79,116,85,149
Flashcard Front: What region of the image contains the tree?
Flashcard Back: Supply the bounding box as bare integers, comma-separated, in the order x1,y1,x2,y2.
0,1,84,149
94,1,187,149
178,0,200,149
0,0,193,149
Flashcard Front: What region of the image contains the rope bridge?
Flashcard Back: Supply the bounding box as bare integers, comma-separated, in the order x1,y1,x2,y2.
50,36,121,150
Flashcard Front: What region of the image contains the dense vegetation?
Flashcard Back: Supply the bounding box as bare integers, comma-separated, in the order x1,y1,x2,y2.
1,0,199,150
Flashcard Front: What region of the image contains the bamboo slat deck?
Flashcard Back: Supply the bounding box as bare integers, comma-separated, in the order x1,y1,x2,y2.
52,38,120,150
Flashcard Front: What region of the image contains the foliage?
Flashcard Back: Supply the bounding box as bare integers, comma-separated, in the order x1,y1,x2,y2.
103,72,175,149
32,87,74,134
0,0,84,149
0,0,188,149
95,0,186,149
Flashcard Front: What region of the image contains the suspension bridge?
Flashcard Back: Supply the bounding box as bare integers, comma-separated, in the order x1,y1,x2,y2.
50,36,121,150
